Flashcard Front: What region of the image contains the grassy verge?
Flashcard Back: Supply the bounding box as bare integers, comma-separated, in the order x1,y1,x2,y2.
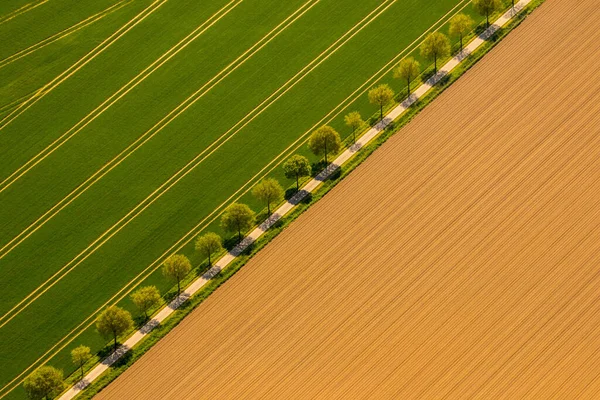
74,1,546,398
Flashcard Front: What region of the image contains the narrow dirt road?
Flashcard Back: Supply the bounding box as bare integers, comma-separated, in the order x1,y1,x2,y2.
97,0,600,398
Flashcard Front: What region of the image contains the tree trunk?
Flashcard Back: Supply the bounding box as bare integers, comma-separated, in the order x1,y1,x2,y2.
486,13,489,28
352,128,356,143
324,141,328,164
380,104,383,121
177,279,181,295
113,334,118,351
80,365,84,380
434,54,437,74
407,77,411,96
238,227,242,242
267,202,271,217
208,252,212,266
460,35,463,52
296,175,299,190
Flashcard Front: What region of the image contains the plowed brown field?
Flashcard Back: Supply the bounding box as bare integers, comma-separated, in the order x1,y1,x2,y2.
97,0,600,398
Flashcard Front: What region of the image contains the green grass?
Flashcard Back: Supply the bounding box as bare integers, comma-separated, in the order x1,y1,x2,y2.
0,0,518,398
0,0,153,107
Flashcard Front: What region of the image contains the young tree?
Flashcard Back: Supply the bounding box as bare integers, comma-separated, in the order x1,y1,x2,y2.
162,254,192,295
221,203,255,242
283,154,311,190
130,286,161,320
344,111,364,143
252,178,284,217
71,345,91,381
393,57,421,96
308,125,342,165
96,306,133,351
420,32,451,74
23,366,64,400
449,13,474,52
195,232,223,267
473,0,502,27
368,84,395,121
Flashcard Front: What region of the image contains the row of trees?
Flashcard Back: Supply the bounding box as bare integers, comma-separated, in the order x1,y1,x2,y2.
22,3,508,398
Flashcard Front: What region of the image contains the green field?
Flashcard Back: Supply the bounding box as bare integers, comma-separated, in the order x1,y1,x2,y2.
0,0,488,398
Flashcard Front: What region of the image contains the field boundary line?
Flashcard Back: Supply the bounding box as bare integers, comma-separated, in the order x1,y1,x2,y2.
0,1,472,396
0,0,49,25
0,0,131,70
0,0,242,194
57,3,534,398
0,0,167,132
0,0,320,319
0,0,392,324
0,0,318,258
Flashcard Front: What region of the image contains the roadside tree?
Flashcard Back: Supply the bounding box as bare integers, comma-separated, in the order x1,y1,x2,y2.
96,306,133,351
195,232,223,267
252,178,284,217
71,345,92,381
283,155,311,190
221,203,255,242
420,32,451,74
449,13,474,52
474,0,502,27
23,366,64,400
368,84,395,122
344,111,364,143
308,125,342,165
130,286,162,320
162,254,192,295
393,57,420,96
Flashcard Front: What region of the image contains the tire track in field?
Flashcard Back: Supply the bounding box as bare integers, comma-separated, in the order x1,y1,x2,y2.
0,0,241,195
0,2,469,396
0,0,391,322
0,0,49,25
0,0,131,70
0,0,167,132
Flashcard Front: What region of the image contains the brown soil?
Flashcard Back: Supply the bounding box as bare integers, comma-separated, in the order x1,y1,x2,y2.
97,0,600,398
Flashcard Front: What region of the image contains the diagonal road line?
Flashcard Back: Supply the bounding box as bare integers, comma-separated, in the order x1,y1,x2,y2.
0,0,168,132
0,0,49,25
0,1,470,397
0,0,131,70
0,0,242,195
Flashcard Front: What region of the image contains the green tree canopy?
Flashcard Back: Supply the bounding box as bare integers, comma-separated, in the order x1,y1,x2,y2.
195,232,223,266
131,286,162,320
473,0,502,27
96,306,133,350
252,178,284,217
283,154,311,190
420,32,451,74
393,57,421,96
23,366,64,400
162,254,192,295
71,345,92,381
449,13,474,51
368,84,395,121
344,111,364,143
308,125,342,164
221,203,255,242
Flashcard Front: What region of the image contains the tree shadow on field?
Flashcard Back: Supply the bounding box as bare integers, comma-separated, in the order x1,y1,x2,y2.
223,235,241,251
110,348,132,368
286,186,313,205
310,160,328,177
